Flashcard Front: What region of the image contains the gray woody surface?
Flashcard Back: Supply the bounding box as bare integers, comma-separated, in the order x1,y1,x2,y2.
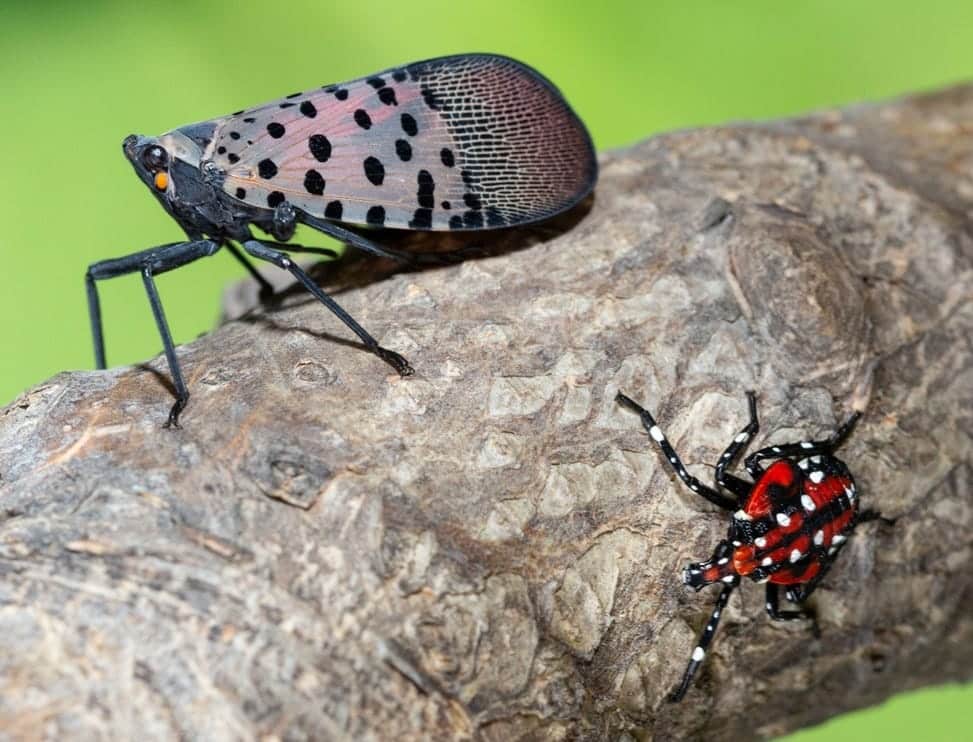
1,84,972,741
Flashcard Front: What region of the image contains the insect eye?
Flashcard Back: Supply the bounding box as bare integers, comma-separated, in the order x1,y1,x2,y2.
142,145,169,171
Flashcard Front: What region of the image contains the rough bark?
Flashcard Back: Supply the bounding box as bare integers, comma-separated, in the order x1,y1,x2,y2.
1,84,972,741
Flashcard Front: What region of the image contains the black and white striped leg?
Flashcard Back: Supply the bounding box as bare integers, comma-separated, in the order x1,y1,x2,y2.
241,240,414,376
715,391,759,491
744,411,862,472
669,581,736,703
616,392,736,511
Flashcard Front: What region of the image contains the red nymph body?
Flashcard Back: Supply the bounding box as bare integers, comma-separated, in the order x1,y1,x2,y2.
617,391,870,702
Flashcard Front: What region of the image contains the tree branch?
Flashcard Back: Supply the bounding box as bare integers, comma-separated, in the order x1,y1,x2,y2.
2,84,972,740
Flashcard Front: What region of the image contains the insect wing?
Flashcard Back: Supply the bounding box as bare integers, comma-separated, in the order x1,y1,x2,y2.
206,54,596,231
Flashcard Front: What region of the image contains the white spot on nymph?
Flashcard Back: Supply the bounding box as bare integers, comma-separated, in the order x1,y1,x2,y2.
722,451,731,459
761,556,773,566
798,459,810,470
691,484,699,491
776,513,792,527
670,456,677,464
809,471,825,484
735,432,749,443
828,546,839,555
692,646,705,662
722,575,736,583
717,557,729,565
755,537,767,548
833,534,847,544
790,548,803,563
845,484,856,501
801,494,816,511
679,469,688,478
689,568,701,575
734,509,753,521
810,455,822,463
814,529,824,546
649,425,664,442
800,441,814,449
772,446,782,453
732,540,742,547
766,602,773,611
713,610,720,619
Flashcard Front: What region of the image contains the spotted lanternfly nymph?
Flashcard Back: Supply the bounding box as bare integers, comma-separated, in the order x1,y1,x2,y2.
87,54,596,426
616,390,873,702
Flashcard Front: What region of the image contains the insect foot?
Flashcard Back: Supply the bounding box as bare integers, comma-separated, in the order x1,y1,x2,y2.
616,390,867,702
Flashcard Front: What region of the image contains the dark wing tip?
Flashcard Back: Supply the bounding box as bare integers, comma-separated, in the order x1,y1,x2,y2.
401,53,597,229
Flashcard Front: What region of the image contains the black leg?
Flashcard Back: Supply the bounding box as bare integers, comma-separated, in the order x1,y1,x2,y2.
714,392,759,493
85,240,220,426
765,583,812,622
744,411,862,473
241,240,414,376
719,473,753,500
669,582,736,702
261,240,339,259
303,215,480,267
302,215,418,263
223,241,275,299
141,268,188,428
616,392,736,511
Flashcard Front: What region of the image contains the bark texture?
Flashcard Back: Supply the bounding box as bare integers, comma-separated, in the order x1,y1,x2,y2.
1,85,972,741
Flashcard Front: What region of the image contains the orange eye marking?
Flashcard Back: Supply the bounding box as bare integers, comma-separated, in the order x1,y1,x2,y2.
154,171,169,190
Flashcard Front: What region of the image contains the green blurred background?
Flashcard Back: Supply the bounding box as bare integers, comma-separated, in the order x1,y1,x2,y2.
1,1,970,737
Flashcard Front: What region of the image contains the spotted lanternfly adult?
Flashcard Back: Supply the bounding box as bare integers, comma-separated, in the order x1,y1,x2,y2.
616,390,874,702
87,54,596,426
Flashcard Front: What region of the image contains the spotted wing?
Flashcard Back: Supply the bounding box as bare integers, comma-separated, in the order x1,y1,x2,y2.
206,54,596,231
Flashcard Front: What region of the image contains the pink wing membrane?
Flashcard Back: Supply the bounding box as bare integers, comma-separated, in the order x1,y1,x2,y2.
206,55,596,231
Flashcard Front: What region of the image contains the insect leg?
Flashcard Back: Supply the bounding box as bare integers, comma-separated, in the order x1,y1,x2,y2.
86,240,220,426
304,216,480,267
262,241,340,259
241,240,414,376
669,582,736,702
744,411,861,472
302,216,419,263
616,392,736,510
714,391,759,493
141,268,188,428
765,583,813,621
223,241,276,299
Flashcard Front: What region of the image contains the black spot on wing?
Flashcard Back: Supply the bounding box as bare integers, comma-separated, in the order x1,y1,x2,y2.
417,170,435,209
408,208,432,229
325,200,343,220
309,134,331,162
363,157,385,186
366,205,386,225
258,159,278,179
401,113,418,136
304,169,325,195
